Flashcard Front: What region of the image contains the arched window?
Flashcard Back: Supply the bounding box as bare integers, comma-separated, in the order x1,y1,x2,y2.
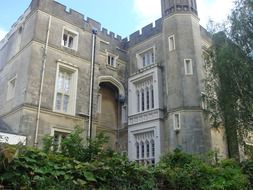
136,142,140,159
146,87,150,110
151,139,155,157
137,90,140,112
146,141,150,158
151,85,154,108
141,141,145,158
141,89,145,111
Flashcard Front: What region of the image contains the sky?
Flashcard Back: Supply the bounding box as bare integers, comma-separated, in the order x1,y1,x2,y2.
0,0,235,41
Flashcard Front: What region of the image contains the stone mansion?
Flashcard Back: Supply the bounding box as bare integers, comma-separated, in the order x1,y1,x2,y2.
0,0,228,163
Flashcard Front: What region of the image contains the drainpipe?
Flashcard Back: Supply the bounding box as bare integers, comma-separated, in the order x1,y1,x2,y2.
34,16,52,147
88,29,97,140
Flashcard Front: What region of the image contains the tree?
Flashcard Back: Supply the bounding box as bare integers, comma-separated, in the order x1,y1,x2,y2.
230,0,253,57
204,0,253,160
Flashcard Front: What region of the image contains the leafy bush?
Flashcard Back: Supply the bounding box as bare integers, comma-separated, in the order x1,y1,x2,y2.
0,128,251,190
241,159,253,188
155,149,249,190
0,129,155,190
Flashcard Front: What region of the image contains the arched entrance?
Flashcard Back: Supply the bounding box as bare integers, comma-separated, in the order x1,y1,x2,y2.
96,76,125,149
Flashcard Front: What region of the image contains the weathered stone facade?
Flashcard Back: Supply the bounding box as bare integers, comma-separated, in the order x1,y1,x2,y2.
0,0,228,162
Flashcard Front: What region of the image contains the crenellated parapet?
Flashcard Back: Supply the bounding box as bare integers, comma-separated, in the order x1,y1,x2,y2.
0,6,31,50
161,0,198,17
0,0,125,50
127,18,162,47
32,0,123,42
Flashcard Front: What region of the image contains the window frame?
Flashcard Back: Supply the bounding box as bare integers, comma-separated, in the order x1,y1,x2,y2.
173,113,181,131
6,75,17,101
136,46,155,69
121,105,128,124
106,52,118,68
61,27,79,51
184,59,193,75
168,35,175,51
51,128,71,152
134,131,155,165
53,62,78,116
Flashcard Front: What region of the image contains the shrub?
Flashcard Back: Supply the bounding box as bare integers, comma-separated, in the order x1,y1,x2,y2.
241,159,253,189
0,129,251,190
155,149,249,190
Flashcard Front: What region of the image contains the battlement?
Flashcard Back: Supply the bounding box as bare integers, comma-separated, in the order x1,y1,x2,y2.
128,18,162,47
0,6,31,50
33,0,123,42
0,0,124,50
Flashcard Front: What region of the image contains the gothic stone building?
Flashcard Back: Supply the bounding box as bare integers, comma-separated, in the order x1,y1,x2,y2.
0,0,228,163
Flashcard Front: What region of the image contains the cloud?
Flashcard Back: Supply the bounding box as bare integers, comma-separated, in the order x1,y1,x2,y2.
197,0,235,27
133,0,161,29
133,0,235,30
0,28,7,41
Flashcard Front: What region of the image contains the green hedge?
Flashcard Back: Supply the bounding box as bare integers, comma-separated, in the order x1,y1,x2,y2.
0,129,251,190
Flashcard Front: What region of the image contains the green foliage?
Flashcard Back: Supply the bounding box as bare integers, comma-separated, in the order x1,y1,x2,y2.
230,0,253,56
156,150,249,190
0,129,251,189
241,159,253,188
0,128,155,190
204,0,253,159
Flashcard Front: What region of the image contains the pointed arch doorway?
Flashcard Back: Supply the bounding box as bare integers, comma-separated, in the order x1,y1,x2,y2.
96,76,125,150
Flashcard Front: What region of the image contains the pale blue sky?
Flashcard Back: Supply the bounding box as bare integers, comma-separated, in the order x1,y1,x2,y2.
0,0,235,40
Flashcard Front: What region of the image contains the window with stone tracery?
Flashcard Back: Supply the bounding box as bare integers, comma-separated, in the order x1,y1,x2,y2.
134,131,155,165
135,79,155,113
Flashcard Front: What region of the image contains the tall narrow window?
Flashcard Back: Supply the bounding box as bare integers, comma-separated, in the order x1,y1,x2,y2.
121,105,127,123
136,142,140,159
141,141,145,158
151,139,155,157
146,87,150,110
146,141,150,158
184,59,193,75
142,56,146,67
151,86,154,108
137,90,140,112
141,89,145,111
173,113,181,130
151,52,154,64
54,63,78,115
62,28,78,50
7,76,16,100
168,35,175,51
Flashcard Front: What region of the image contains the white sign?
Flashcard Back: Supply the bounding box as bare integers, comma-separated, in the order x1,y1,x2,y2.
0,132,26,145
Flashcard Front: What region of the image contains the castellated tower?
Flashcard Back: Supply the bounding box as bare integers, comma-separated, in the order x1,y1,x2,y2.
161,0,211,153
127,0,218,164
161,0,198,17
